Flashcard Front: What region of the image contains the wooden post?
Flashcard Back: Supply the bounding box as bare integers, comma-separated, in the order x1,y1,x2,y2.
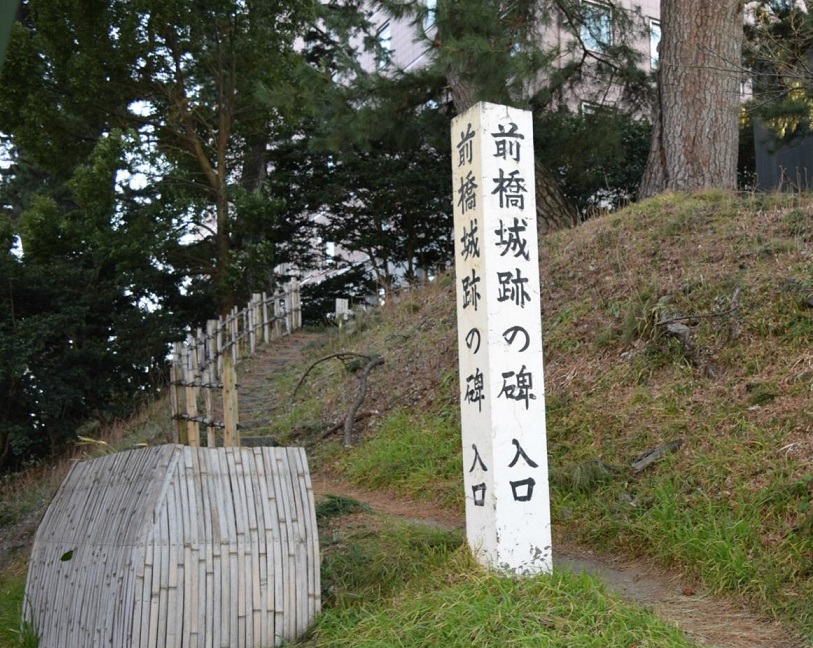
254,293,262,347
273,292,283,338
249,293,261,355
451,102,552,575
292,279,301,330
231,306,239,364
336,298,349,332
205,320,218,447
248,297,254,354
206,320,218,372
196,327,205,380
217,316,225,380
183,345,200,447
285,283,293,333
223,354,240,447
261,292,270,344
172,342,188,445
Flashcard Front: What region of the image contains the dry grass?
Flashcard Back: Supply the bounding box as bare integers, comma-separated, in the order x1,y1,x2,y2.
0,396,174,568
277,190,813,641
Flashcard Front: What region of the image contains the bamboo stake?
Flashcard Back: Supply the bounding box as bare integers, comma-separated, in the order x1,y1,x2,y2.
248,297,256,355
231,306,239,364
285,284,293,334
217,316,225,379
172,344,189,445
273,292,283,338
291,279,301,330
223,355,240,447
184,348,200,447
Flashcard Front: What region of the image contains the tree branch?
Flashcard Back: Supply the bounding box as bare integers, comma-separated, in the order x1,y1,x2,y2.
292,352,378,399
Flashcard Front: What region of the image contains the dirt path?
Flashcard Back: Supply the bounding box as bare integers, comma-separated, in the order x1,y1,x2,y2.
310,473,804,648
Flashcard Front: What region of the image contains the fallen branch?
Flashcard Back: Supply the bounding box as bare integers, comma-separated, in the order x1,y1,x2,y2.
656,307,739,327
320,410,374,440
656,287,742,328
344,357,385,447
631,439,684,473
293,352,376,399
292,351,385,447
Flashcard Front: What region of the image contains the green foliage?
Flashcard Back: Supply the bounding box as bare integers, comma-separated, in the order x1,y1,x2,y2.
382,0,650,112
745,2,813,137
319,519,463,610
0,154,182,468
0,0,326,467
340,410,463,509
300,266,375,327
310,537,698,647
536,109,652,217
0,557,28,648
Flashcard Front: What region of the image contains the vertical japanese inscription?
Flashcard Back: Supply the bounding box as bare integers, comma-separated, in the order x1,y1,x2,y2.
453,103,551,575
453,112,490,520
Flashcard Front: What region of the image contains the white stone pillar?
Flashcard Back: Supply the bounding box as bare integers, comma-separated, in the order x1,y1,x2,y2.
451,101,552,575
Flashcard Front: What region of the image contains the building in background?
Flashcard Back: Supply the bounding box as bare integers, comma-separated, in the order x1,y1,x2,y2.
292,1,664,314
367,0,661,111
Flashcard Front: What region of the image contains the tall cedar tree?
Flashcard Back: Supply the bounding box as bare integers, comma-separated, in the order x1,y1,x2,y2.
639,1,744,197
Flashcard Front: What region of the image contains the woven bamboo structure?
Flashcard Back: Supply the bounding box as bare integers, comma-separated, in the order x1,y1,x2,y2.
25,444,320,648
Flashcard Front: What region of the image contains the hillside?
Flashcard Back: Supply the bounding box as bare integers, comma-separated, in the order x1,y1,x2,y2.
258,191,813,642
2,190,812,646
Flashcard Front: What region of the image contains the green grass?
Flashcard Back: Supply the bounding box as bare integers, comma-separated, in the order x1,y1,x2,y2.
340,409,463,510
318,517,464,610
549,445,813,633
306,516,699,648
0,555,31,648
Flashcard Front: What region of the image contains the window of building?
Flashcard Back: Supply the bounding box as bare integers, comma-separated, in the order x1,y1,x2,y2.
580,101,599,115
376,21,392,70
324,241,336,266
423,0,437,31
580,101,617,115
649,18,661,70
580,1,612,51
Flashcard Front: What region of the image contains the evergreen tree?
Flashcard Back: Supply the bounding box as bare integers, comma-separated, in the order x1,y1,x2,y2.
0,0,317,467
744,1,813,137
1,0,315,314
264,2,455,295
378,0,652,228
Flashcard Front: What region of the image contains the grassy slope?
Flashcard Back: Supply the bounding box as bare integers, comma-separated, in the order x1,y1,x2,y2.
1,191,811,646
540,192,813,626
272,191,813,642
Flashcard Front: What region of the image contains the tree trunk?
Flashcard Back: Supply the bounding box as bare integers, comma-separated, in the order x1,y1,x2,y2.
447,74,577,232
639,1,743,199
215,191,234,315
534,159,577,233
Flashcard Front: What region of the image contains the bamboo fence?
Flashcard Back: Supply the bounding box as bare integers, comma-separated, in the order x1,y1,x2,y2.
169,281,302,448
24,444,320,648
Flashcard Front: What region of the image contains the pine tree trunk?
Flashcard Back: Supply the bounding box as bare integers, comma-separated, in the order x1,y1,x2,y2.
534,159,577,233
639,1,743,199
448,74,577,232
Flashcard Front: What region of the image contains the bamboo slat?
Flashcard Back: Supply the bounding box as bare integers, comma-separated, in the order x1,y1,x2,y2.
25,445,318,648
